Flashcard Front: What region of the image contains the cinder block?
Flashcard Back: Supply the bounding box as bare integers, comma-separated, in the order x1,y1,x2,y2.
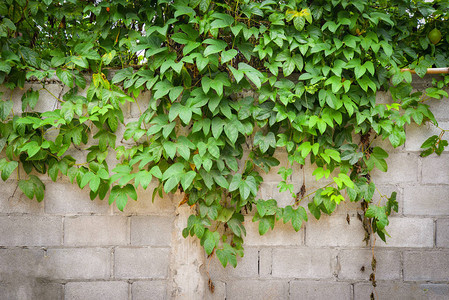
370,153,419,184
419,284,449,300
209,247,259,280
437,219,449,247
114,247,170,279
0,281,62,300
271,248,335,278
115,185,175,215
259,248,272,277
244,216,303,246
44,248,111,280
425,96,449,121
10,83,65,114
403,186,449,215
255,182,274,201
0,182,44,213
306,215,367,247
354,282,449,300
64,216,128,246
0,249,45,279
0,248,110,281
130,216,173,246
0,215,62,246
422,154,449,184
45,183,110,214
332,200,363,215
226,280,288,300
405,122,449,152
404,251,449,281
377,217,434,248
338,250,401,280
65,281,129,300
132,280,168,300
289,281,351,299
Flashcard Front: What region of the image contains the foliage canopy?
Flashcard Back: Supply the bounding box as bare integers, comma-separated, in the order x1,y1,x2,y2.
1,0,449,267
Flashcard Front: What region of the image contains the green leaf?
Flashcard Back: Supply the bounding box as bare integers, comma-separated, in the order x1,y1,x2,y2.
89,175,101,192
256,199,278,217
201,230,219,255
102,50,116,65
366,147,388,172
282,205,307,231
229,66,244,83
221,49,238,64
293,16,305,31
239,62,263,89
162,162,184,180
109,184,137,211
111,67,133,84
227,213,246,237
229,173,242,192
389,126,406,148
213,173,229,189
18,175,45,202
203,39,227,57
56,68,74,88
0,159,18,181
169,86,184,102
19,179,34,199
257,216,275,235
22,89,39,110
224,120,239,144
71,56,89,68
153,80,172,100
365,205,388,230
354,64,366,79
181,170,196,190
216,243,238,268
0,101,13,120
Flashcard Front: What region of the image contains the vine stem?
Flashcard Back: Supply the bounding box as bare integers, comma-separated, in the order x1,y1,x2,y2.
40,87,65,103
369,219,379,300
296,181,333,204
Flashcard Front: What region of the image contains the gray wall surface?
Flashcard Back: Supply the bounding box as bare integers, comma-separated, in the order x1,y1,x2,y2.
0,79,448,299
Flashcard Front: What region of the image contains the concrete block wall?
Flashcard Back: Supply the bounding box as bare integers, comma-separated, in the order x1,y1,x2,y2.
0,79,448,299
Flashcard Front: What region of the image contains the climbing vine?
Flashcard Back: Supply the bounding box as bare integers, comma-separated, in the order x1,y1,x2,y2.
0,0,448,269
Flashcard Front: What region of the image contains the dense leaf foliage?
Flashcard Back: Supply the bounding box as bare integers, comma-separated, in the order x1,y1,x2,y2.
1,0,449,267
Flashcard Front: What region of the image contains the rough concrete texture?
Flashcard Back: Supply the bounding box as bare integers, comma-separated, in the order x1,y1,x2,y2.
65,281,129,300
0,83,448,299
289,281,352,299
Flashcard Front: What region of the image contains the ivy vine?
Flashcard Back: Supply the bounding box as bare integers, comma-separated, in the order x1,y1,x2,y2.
0,0,448,269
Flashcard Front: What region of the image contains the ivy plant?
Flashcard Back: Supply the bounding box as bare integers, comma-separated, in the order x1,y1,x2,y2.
0,0,448,268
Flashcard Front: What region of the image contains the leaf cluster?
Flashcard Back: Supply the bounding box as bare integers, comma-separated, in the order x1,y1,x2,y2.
0,0,448,267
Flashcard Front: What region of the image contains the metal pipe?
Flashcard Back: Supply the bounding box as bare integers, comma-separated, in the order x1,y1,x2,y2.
400,67,449,74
